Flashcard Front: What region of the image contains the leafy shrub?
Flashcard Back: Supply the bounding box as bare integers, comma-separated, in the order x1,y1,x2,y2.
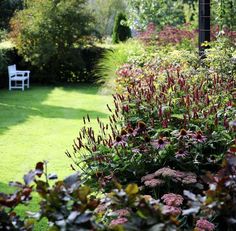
2,149,236,229
0,161,102,230
71,62,235,189
138,23,197,47
10,0,95,83
211,25,236,43
203,151,236,230
0,49,7,74
211,0,236,30
138,23,236,52
202,37,236,77
112,12,131,44
0,30,7,41
0,46,10,89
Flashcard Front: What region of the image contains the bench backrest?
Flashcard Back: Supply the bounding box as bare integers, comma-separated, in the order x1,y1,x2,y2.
8,65,16,78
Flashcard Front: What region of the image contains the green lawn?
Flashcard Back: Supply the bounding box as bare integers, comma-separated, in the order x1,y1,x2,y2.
0,84,112,229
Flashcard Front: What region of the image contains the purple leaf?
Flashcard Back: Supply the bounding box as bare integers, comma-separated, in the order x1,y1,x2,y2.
23,170,36,185
9,181,24,188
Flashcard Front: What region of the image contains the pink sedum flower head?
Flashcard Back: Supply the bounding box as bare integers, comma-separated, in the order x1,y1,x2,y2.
113,209,130,218
141,173,156,182
181,172,197,184
154,167,197,184
161,193,184,206
109,217,128,227
195,218,215,231
144,179,164,188
155,167,177,178
162,205,181,216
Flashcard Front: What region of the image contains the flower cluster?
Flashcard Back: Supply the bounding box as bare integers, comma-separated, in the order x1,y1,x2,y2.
161,193,183,207
142,167,197,188
64,31,235,230
161,193,183,216
109,217,128,228
195,218,215,231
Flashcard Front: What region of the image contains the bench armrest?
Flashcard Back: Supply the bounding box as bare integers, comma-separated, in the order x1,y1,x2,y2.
16,70,30,74
15,71,30,77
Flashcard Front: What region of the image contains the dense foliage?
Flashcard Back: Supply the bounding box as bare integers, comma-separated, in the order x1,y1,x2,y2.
138,23,197,47
70,35,235,229
0,45,21,89
72,37,235,187
10,0,95,82
212,0,236,30
0,49,7,74
127,0,186,29
0,0,23,30
127,0,235,31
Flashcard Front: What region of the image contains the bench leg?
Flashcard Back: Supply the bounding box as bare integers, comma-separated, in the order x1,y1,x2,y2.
9,80,11,90
22,80,24,91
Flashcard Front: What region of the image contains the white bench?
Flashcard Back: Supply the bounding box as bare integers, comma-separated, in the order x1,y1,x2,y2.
8,64,30,91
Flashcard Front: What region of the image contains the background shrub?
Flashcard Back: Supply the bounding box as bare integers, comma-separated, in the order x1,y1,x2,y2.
0,46,16,89
127,0,186,30
0,49,8,88
112,12,131,44
211,0,236,30
10,0,95,83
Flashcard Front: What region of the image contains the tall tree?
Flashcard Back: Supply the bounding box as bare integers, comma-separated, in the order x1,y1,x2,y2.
127,0,185,29
10,0,94,81
0,0,23,29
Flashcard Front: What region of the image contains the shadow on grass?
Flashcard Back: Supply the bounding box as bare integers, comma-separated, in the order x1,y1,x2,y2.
0,84,110,135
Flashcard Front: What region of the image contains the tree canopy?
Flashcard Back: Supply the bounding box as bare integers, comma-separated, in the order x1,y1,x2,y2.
10,0,94,81
0,0,23,29
127,0,185,29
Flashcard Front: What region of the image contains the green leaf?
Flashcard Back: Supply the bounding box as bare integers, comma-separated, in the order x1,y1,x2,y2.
171,114,184,120
78,186,91,203
125,183,139,195
137,210,148,219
